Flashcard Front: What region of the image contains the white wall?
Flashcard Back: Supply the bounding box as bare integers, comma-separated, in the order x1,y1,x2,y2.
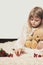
0,0,43,38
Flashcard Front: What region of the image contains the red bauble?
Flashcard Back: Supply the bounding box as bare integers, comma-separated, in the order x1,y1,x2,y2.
34,53,38,57
38,55,41,57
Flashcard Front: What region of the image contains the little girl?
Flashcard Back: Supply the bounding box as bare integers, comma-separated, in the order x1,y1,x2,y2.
14,7,43,56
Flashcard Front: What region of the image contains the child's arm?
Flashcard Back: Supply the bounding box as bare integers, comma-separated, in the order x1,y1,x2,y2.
14,23,28,50
14,23,27,55
36,41,43,49
13,23,28,56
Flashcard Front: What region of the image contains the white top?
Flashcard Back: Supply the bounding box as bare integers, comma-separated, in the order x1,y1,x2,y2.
14,22,36,49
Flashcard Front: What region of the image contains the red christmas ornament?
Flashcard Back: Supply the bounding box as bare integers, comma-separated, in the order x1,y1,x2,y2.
34,53,38,57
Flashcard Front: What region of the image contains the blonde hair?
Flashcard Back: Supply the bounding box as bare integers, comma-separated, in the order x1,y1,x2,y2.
27,7,43,29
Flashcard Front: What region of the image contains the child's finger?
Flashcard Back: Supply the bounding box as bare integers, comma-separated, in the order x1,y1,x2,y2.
13,49,18,54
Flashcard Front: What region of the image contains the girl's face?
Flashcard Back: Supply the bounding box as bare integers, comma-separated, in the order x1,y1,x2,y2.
30,16,41,28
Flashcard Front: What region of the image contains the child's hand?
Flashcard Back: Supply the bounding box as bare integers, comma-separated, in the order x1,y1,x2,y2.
36,41,43,50
14,48,24,56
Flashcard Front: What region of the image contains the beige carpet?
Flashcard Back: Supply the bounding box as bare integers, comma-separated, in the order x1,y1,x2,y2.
0,41,43,65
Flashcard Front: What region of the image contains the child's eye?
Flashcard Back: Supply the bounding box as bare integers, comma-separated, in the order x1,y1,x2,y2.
35,20,39,22
30,18,33,21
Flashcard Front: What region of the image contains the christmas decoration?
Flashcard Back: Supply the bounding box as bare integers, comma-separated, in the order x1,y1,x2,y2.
0,48,13,57
34,53,43,58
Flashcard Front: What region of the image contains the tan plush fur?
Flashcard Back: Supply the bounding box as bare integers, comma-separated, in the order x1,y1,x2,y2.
25,28,43,49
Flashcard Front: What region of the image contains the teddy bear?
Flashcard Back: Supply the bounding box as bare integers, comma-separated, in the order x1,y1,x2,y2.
33,28,43,41
25,40,37,49
25,28,43,49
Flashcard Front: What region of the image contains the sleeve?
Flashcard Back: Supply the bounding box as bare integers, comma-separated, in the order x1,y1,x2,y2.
14,23,28,49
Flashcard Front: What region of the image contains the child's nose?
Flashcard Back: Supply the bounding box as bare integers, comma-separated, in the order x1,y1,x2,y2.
32,20,35,23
